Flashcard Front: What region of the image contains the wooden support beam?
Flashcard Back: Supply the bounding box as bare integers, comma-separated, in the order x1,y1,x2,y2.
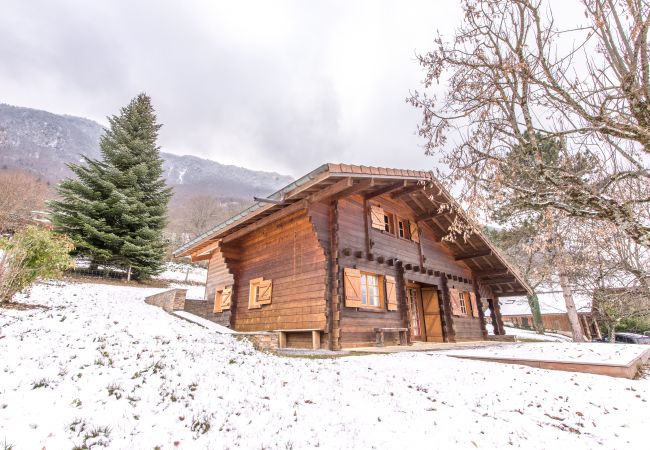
474,269,510,277
253,196,285,205
480,277,516,285
332,178,375,200
364,181,406,200
416,211,449,222
390,183,425,199
455,251,492,261
376,256,385,264
190,252,212,262
191,239,221,258
354,250,363,258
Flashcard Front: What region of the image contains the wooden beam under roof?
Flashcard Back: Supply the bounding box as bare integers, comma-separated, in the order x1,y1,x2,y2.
416,210,449,222
390,183,425,199
364,180,407,200
479,277,516,285
454,250,492,261
332,178,375,200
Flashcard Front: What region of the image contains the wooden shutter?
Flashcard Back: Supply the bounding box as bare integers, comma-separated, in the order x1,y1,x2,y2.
370,205,385,230
410,222,420,243
385,275,398,311
344,268,362,307
257,279,273,305
213,290,222,313
221,286,232,310
449,287,462,316
469,292,479,318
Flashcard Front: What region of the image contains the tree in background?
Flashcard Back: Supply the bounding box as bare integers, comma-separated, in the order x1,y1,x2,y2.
50,94,172,280
0,226,73,302
0,170,52,233
410,0,650,247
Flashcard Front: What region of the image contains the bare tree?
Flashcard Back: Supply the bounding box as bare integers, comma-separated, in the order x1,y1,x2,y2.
0,170,51,232
410,0,650,247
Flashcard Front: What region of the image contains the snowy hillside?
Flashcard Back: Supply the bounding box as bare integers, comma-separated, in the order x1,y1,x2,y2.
0,103,293,198
1,281,649,449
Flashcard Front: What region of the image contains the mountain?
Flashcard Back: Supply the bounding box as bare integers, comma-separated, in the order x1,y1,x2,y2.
0,103,293,199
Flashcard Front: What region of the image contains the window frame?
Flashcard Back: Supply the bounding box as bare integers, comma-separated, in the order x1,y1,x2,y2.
383,212,396,235
397,217,411,240
459,291,467,315
359,272,384,309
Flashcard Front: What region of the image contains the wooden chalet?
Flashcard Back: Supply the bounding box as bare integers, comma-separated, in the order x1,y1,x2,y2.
174,164,531,349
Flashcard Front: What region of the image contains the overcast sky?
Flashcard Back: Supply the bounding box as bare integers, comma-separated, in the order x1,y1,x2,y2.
0,1,463,177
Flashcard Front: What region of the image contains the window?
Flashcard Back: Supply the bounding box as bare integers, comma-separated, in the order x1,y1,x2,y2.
459,291,467,315
383,212,395,235
248,277,272,309
361,273,382,307
398,218,410,239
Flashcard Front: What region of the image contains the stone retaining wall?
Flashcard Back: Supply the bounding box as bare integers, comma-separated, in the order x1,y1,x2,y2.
183,299,232,328
237,332,280,352
144,289,187,312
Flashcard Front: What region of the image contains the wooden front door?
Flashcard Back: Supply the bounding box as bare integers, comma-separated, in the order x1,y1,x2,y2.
421,288,444,342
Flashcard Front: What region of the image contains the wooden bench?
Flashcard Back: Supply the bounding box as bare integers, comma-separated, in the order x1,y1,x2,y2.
276,329,323,350
374,327,409,347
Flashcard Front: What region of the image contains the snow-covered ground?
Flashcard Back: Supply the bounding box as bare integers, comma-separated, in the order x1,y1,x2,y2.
1,282,650,449
488,323,573,342
155,262,207,284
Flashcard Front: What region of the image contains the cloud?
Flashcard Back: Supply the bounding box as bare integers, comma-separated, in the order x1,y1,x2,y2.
0,0,460,177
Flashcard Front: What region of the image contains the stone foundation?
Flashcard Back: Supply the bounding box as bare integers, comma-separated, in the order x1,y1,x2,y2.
144,289,187,312
237,332,280,352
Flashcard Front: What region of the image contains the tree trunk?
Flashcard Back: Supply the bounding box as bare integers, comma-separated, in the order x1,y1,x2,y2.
559,273,586,342
606,323,616,343
127,265,132,282
527,292,545,334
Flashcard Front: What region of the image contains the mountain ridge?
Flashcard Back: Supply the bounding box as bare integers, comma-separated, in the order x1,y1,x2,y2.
0,102,293,199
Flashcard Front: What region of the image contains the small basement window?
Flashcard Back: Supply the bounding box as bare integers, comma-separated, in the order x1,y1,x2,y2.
360,273,382,308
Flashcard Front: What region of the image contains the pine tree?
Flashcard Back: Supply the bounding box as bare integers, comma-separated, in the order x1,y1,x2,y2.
50,94,172,279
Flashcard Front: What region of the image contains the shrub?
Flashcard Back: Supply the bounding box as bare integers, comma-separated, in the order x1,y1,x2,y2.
0,226,73,303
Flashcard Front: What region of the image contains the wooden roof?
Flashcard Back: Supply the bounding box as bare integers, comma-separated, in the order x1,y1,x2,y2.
174,163,531,296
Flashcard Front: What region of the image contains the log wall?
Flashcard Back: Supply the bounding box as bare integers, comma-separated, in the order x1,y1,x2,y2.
228,210,328,336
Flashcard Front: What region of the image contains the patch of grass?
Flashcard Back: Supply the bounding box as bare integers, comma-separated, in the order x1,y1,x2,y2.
190,414,211,435
31,378,52,389
106,383,123,400
72,425,111,449
71,398,82,408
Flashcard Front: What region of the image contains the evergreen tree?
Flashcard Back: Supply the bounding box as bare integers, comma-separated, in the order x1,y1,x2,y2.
50,94,172,279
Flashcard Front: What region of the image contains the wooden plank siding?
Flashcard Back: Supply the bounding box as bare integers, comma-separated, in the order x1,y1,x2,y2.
227,210,328,338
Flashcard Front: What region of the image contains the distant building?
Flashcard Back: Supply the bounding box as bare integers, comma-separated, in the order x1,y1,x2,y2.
499,290,601,339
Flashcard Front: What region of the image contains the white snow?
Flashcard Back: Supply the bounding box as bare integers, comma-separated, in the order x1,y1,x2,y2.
488,323,573,342
1,281,650,449
173,310,236,334
446,342,650,366
154,262,207,284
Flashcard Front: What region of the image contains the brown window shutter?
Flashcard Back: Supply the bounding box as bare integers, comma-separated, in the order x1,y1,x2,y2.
469,292,479,318
370,205,385,230
344,268,362,307
385,275,398,311
449,287,462,316
213,290,222,313
410,222,420,243
221,286,232,310
257,279,273,305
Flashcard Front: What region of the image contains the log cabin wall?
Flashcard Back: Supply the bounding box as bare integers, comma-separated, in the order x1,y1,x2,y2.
228,210,328,339
197,247,237,326
447,277,484,341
